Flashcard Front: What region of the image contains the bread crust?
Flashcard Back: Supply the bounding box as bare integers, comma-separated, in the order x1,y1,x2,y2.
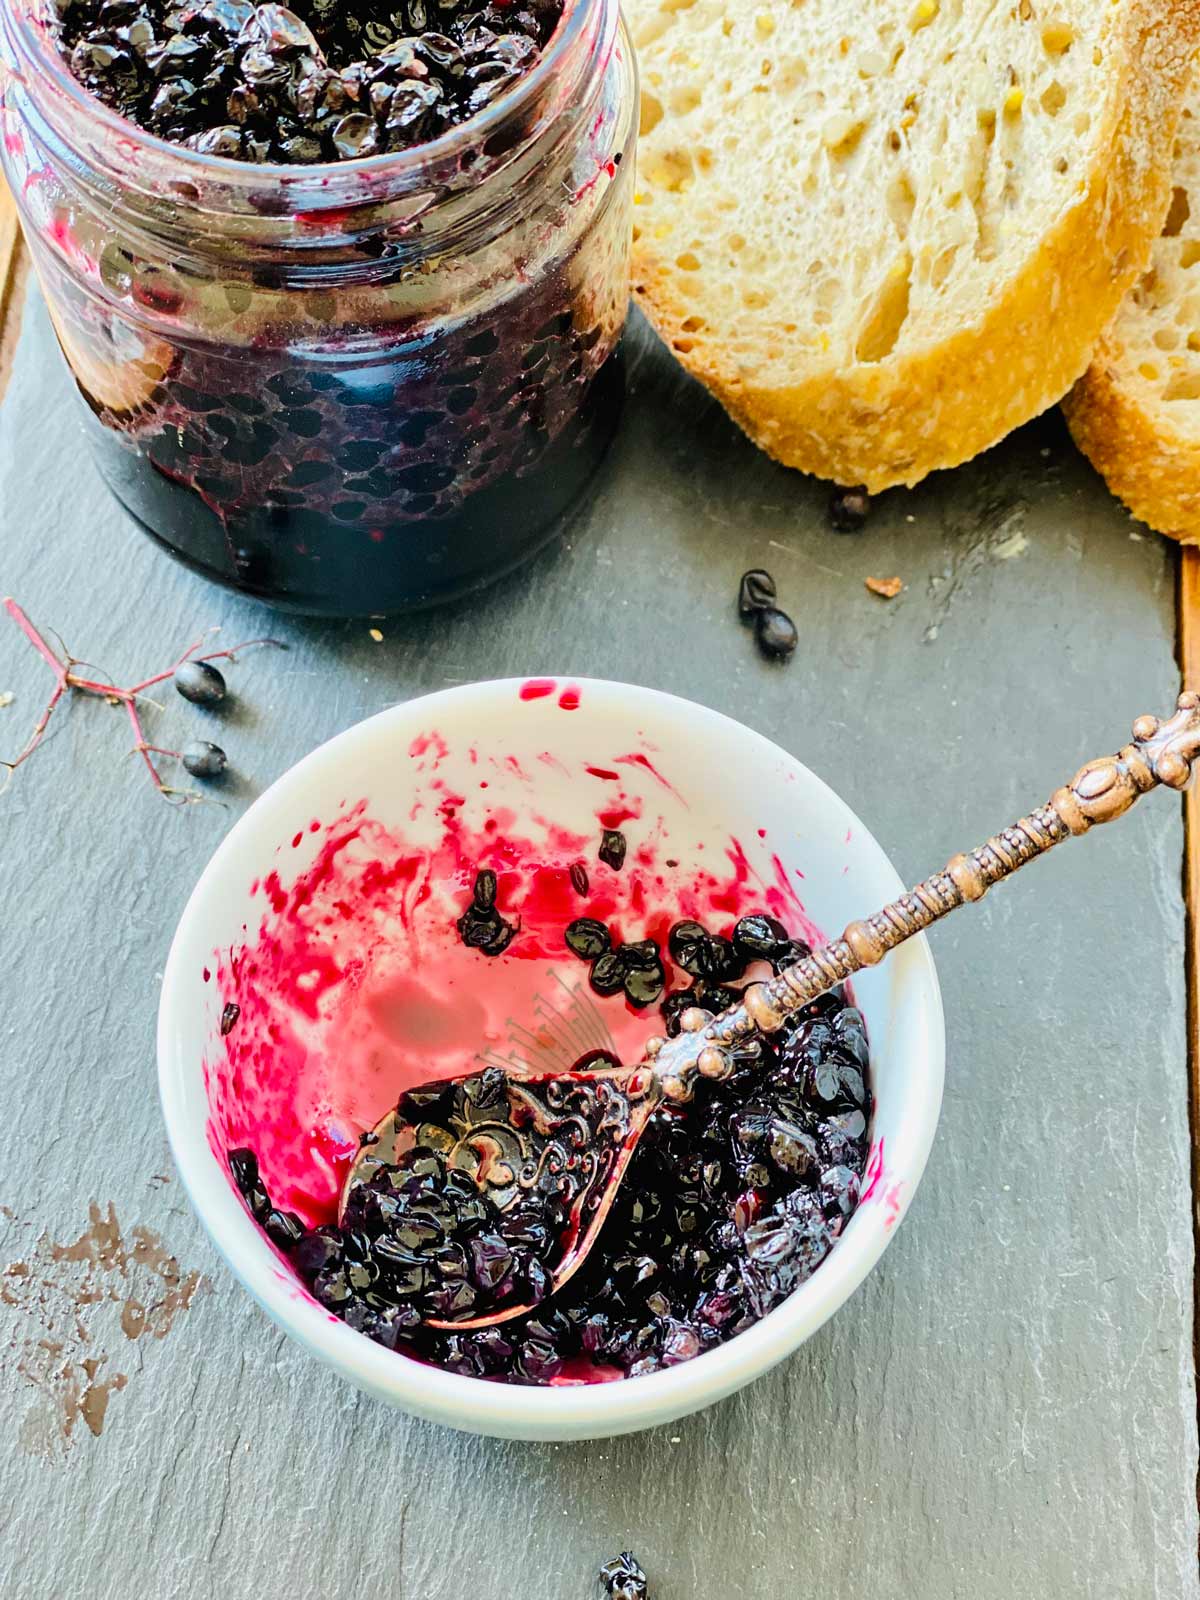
1063,359,1200,542
632,0,1200,492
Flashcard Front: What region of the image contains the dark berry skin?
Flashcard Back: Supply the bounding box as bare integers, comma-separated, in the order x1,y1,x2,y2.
263,1209,306,1250
472,869,498,911
457,870,518,955
667,919,709,970
738,568,777,617
565,917,611,960
755,607,798,660
623,961,665,1008
830,486,871,532
228,1148,258,1199
599,828,627,871
589,949,627,997
181,740,227,778
599,1552,649,1600
668,921,742,982
174,659,227,706
56,0,567,164
732,913,791,966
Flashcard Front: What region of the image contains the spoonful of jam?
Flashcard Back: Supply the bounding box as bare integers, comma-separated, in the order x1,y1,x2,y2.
340,695,1200,1330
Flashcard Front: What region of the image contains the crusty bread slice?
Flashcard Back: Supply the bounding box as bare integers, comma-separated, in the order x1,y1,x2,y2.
1064,87,1200,541
628,0,1200,492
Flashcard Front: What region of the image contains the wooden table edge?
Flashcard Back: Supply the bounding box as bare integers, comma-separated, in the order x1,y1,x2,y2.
0,183,24,404
1178,545,1200,1543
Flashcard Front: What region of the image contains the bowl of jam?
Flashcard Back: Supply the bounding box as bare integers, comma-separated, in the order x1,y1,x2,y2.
157,678,945,1438
0,0,635,613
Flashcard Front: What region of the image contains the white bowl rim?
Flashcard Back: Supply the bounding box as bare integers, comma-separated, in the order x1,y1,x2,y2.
158,676,945,1437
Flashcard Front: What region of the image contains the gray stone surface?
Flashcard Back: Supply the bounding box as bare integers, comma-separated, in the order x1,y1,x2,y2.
0,284,1196,1599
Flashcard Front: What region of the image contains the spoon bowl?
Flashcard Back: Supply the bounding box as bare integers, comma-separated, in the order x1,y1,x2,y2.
342,1063,661,1328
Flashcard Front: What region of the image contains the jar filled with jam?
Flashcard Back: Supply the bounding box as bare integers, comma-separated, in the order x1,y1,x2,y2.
0,0,635,613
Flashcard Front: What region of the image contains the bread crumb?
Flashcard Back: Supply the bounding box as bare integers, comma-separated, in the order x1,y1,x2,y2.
865,575,903,599
368,628,384,642
0,691,12,709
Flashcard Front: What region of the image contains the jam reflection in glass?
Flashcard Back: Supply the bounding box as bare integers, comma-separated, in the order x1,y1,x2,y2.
59,254,628,615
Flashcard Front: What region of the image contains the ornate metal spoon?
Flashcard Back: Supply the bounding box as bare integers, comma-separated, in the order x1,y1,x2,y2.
341,695,1200,1330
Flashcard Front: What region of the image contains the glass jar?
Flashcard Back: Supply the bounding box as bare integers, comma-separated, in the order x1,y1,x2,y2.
0,0,634,615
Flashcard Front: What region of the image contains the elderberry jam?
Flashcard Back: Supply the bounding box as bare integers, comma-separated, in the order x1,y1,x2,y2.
227,912,873,1385
0,0,634,613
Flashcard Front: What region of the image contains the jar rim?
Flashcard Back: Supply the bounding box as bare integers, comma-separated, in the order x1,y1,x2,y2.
3,0,603,201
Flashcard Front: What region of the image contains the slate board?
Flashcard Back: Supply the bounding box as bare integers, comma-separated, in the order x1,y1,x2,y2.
0,283,1196,1599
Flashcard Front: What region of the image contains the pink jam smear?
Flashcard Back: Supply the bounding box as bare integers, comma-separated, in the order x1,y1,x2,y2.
205,752,823,1236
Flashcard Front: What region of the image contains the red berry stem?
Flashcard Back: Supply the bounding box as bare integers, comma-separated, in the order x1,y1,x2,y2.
1,596,284,800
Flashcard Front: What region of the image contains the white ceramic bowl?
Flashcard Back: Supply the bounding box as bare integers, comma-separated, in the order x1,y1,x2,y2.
158,678,944,1440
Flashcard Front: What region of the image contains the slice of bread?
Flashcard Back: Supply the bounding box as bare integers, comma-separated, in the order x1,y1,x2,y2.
1064,88,1200,541
628,0,1200,492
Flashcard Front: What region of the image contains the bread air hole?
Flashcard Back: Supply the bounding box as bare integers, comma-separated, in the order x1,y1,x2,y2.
824,113,867,156
856,254,912,363
1041,21,1074,54
640,93,664,136
669,86,702,115
1155,328,1181,352
1164,371,1200,402
642,148,695,192
1039,80,1066,118
1182,242,1200,270
929,243,958,290
776,57,807,93
887,172,915,239
1164,187,1192,239
632,14,672,48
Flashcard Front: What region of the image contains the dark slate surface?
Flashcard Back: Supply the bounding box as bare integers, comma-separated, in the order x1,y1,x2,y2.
0,285,1196,1599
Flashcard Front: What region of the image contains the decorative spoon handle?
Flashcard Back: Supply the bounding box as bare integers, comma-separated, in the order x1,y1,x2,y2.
652,694,1200,1094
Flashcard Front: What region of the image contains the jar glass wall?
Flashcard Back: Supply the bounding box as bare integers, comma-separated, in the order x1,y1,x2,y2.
0,0,635,615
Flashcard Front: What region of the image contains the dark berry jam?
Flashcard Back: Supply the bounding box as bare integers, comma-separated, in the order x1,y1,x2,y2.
9,0,632,613
228,913,872,1384
74,303,625,614
55,0,565,163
